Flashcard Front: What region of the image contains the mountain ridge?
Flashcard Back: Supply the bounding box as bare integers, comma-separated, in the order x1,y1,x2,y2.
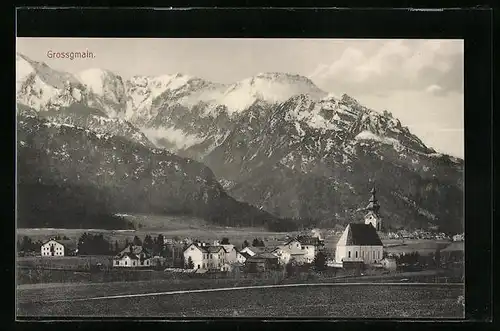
15,53,464,233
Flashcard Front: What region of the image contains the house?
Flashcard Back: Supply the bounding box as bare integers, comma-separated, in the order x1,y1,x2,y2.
240,246,262,256
183,242,229,271
296,236,323,263
271,246,292,265
245,253,279,273
237,250,251,263
381,257,397,271
205,246,228,271
41,239,66,257
282,236,321,264
221,244,238,263
113,245,152,268
183,243,206,270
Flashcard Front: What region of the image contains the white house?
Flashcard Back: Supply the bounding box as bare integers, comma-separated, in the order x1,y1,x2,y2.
236,250,248,264
240,246,258,256
41,239,65,257
221,244,238,263
271,245,292,265
183,243,207,270
335,223,384,265
183,243,229,271
206,246,228,270
113,245,152,268
381,257,397,271
282,236,322,264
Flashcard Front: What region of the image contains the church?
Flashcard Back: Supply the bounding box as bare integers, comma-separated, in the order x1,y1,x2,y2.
335,187,384,265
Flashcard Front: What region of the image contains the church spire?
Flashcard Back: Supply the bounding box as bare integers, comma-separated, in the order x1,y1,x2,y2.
365,185,380,214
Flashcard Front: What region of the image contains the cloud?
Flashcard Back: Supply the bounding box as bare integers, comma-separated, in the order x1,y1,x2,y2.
309,39,463,96
425,84,444,96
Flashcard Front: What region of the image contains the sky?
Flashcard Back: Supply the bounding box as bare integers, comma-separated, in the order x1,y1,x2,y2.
16,38,464,158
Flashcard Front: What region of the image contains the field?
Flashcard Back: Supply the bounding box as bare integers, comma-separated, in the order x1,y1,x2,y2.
17,283,464,318
17,214,292,248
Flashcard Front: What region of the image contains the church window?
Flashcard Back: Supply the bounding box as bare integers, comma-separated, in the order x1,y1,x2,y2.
355,251,358,258
348,251,351,258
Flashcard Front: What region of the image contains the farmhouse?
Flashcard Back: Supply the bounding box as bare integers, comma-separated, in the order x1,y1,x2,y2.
41,239,66,257
113,245,152,268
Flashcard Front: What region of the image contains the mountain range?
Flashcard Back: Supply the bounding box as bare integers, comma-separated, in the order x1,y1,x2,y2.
16,53,464,233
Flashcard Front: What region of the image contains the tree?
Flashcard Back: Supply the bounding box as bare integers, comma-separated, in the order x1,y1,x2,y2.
133,235,142,246
19,236,34,252
285,259,297,278
77,233,111,255
221,237,230,245
143,235,154,251
242,240,249,249
434,249,441,268
114,240,119,253
186,256,195,269
313,252,327,271
154,234,165,256
252,238,265,247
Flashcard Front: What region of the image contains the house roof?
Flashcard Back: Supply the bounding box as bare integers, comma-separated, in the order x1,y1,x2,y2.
255,252,279,259
284,236,322,247
206,246,226,253
337,223,383,246
221,244,235,252
41,239,77,250
247,254,278,262
115,245,152,259
297,236,322,246
239,252,252,259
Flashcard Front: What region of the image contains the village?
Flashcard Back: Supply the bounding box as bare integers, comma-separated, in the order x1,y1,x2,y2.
17,187,465,284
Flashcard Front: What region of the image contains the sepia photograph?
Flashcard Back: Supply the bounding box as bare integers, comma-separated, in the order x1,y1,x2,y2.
16,37,465,319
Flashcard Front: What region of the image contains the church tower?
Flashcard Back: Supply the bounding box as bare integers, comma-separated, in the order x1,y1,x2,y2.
363,186,382,231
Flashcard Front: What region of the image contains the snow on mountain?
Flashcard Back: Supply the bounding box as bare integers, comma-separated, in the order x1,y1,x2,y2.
16,53,87,111
215,72,328,114
76,68,127,118
125,74,219,123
